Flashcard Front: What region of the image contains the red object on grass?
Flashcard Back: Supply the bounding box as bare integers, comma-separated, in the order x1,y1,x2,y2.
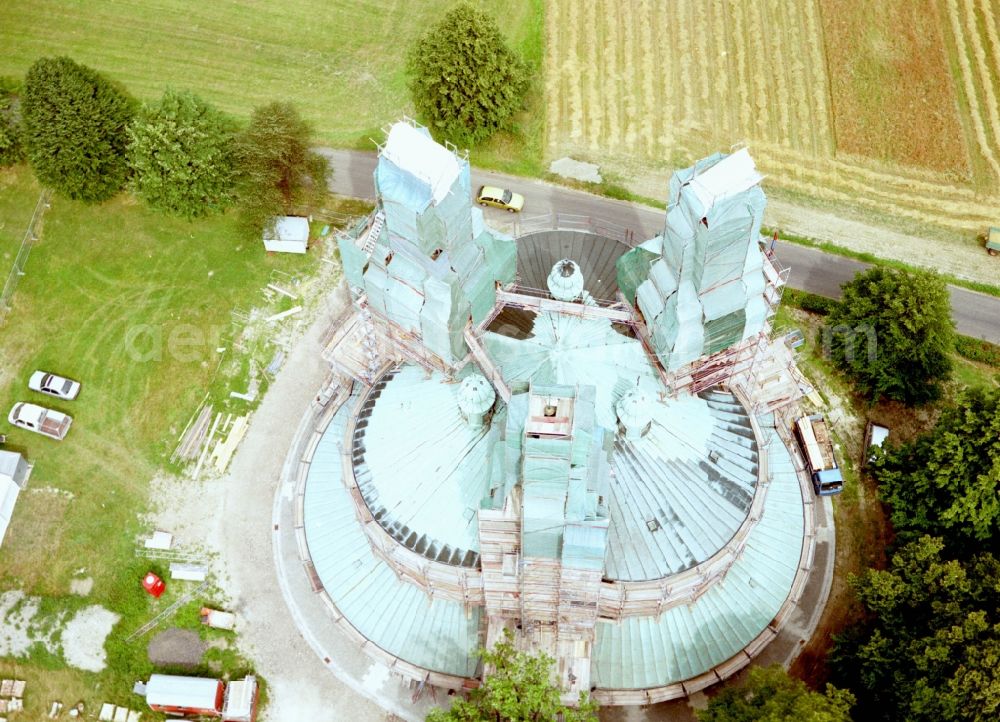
142,572,165,598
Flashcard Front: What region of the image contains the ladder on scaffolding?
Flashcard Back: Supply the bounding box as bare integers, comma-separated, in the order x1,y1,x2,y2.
359,211,385,255
126,580,210,642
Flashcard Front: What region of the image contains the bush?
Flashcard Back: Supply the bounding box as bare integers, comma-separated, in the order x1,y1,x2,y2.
783,287,839,316
407,2,528,145
128,89,237,217
22,57,136,202
954,335,1000,368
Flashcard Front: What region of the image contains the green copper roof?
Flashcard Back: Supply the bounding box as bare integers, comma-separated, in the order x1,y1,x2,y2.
304,389,482,677
592,420,802,687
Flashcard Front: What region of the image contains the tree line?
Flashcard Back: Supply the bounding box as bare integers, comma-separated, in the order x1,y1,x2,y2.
0,56,328,237
0,2,531,237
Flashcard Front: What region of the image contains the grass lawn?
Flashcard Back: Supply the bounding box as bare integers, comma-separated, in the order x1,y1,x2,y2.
0,163,338,714
0,0,544,172
0,165,41,260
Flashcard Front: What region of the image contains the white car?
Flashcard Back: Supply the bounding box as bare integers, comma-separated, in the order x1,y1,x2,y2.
8,402,73,441
28,371,81,400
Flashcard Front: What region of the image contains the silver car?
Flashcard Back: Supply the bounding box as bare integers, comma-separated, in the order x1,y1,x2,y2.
28,371,81,400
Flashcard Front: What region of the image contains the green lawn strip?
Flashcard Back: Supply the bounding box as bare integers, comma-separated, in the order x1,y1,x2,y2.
0,1,540,157
0,165,41,257
0,170,337,713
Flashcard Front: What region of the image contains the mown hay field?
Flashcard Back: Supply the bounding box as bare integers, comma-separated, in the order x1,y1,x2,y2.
544,0,1000,241
0,0,540,148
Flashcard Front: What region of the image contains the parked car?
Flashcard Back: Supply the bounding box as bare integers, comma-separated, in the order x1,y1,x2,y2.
476,185,525,213
987,226,1000,256
8,402,72,441
28,371,80,400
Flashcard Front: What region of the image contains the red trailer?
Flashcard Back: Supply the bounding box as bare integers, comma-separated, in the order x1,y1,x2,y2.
146,675,224,716
143,674,258,721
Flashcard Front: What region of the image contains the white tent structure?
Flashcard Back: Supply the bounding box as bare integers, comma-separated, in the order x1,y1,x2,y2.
263,216,310,254
0,450,31,547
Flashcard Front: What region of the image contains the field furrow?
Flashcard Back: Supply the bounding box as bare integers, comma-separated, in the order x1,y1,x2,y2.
567,0,585,145
743,1,772,139
638,0,657,155
709,0,736,140
763,0,793,147
944,0,1000,178
622,2,638,149
727,0,753,135
601,0,621,150
961,0,1000,165
677,0,695,125
982,0,1000,82
801,0,834,155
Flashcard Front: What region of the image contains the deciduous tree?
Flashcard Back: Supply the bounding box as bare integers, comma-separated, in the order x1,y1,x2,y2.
128,89,237,217
427,629,598,722
831,537,1000,722
870,386,1000,552
233,101,328,235
407,2,528,145
697,665,854,722
22,56,135,201
825,266,954,405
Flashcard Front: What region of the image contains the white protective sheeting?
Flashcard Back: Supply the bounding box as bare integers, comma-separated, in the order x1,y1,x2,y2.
685,148,763,211
484,312,663,430
382,122,461,205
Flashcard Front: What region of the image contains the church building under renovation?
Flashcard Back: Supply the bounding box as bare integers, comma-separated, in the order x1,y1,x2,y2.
300,119,816,705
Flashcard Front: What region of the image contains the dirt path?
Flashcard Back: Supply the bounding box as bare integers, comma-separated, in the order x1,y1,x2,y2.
149,284,388,722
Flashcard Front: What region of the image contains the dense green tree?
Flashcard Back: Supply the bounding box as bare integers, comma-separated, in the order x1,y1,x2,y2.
825,266,954,405
407,2,528,144
22,56,135,201
697,665,854,722
233,101,328,235
831,537,1000,722
128,89,237,217
870,386,1000,553
427,629,598,721
0,76,25,166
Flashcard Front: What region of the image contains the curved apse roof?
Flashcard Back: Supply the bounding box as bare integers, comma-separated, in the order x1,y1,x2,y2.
351,365,497,565
304,390,482,677
516,231,631,301
484,312,762,580
592,422,802,688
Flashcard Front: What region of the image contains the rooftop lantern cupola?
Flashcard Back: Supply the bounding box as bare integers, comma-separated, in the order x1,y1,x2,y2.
547,259,585,301
616,389,653,440
457,373,496,429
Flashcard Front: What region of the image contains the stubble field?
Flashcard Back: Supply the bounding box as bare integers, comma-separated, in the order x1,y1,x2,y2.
544,0,1000,245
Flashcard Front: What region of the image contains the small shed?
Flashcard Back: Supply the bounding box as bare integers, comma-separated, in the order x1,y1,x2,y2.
0,450,31,547
263,216,309,254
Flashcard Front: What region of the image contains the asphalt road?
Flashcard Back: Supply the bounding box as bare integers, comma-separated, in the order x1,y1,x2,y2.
320,149,1000,343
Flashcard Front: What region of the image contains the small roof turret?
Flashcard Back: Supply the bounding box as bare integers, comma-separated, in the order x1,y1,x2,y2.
547,259,585,301
457,374,496,417
616,389,653,439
